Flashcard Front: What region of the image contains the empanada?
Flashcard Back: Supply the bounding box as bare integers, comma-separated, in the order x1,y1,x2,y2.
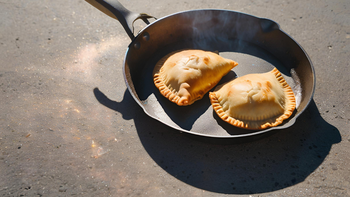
153,49,238,106
209,68,296,130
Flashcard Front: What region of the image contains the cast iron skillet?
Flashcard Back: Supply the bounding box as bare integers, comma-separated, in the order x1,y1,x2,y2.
86,0,315,143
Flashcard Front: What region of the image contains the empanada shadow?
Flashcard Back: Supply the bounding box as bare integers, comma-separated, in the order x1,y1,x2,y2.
212,111,256,135
216,70,238,85
212,108,298,136
153,90,212,131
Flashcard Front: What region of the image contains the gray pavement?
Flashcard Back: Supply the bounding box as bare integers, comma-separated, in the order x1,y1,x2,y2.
0,0,349,196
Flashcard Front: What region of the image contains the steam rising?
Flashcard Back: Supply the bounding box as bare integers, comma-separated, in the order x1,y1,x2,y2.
186,10,303,109
187,10,261,52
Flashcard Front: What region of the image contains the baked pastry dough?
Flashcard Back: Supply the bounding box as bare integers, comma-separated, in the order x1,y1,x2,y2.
209,68,296,130
153,50,238,106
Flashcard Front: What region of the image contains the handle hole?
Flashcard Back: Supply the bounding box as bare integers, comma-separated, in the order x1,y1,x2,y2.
132,17,156,35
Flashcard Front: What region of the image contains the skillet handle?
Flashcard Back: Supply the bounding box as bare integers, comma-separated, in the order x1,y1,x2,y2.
85,0,156,40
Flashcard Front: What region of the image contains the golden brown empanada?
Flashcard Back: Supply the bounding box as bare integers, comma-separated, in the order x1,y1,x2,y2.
209,68,296,130
153,49,238,106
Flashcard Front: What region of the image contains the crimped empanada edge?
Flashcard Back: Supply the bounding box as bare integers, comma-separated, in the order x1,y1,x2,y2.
153,73,183,105
209,68,297,130
152,50,186,106
209,92,250,129
269,68,296,124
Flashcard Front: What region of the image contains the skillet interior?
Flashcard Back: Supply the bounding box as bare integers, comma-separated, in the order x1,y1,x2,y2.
123,9,314,139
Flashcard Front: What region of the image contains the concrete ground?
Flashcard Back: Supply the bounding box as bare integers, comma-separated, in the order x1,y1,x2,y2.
0,0,349,196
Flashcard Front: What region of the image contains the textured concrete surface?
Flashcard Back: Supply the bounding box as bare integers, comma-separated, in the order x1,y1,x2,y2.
0,0,349,196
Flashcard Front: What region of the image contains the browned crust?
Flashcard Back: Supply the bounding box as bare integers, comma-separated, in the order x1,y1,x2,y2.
209,92,250,129
152,51,190,106
209,68,296,130
152,50,237,106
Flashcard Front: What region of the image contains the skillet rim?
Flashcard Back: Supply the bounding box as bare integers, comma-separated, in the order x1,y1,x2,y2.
122,8,316,140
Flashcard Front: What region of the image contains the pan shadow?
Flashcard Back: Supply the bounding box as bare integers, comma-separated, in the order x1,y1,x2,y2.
94,88,341,194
